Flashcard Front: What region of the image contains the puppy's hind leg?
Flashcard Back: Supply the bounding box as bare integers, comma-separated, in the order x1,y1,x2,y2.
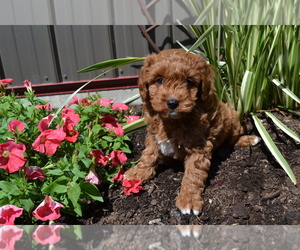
235,135,261,147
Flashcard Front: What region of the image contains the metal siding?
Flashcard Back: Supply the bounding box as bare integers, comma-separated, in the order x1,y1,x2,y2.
52,0,112,25
113,26,150,77
171,0,196,24
172,25,195,49
0,0,196,25
154,26,173,50
0,25,57,85
113,0,146,25
153,0,173,24
0,26,23,82
0,1,15,25
0,24,193,87
0,0,52,25
54,25,114,82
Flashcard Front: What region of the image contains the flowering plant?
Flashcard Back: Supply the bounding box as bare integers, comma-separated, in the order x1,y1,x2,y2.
0,79,143,224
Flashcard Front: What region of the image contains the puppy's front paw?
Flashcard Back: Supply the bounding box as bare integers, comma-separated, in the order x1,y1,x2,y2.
176,192,204,216
176,225,202,238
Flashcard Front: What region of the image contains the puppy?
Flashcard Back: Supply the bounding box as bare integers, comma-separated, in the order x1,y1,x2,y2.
125,49,259,215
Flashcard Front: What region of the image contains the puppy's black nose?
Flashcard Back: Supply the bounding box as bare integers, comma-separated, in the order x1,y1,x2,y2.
167,99,179,110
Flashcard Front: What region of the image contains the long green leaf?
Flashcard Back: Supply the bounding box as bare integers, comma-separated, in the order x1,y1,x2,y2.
272,79,300,104
264,111,300,143
237,70,253,117
252,113,296,185
77,57,145,73
123,118,146,135
193,0,215,24
187,25,215,53
52,60,139,124
122,94,141,105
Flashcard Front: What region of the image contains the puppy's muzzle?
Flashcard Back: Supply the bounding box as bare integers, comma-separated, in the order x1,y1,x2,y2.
167,99,179,110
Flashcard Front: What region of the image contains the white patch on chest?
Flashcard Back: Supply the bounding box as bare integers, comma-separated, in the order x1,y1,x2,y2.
158,139,175,157
157,139,184,159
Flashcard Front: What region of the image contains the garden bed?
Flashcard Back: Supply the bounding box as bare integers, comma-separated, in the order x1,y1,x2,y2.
58,107,300,225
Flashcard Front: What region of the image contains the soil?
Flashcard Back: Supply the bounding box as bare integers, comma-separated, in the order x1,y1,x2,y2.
59,107,300,225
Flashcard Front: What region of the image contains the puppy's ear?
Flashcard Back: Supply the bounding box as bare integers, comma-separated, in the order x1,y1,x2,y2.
198,63,216,102
138,54,156,102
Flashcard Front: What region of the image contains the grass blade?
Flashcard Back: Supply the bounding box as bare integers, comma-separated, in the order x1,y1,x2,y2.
237,70,253,117
264,111,300,143
123,118,146,135
252,113,297,185
122,94,141,105
272,79,300,104
187,25,215,53
52,60,141,124
77,57,145,73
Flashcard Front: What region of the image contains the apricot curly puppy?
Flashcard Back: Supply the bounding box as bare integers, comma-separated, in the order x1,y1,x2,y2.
125,49,259,215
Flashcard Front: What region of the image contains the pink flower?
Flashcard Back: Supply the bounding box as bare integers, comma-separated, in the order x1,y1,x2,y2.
112,103,129,111
93,98,114,107
102,115,124,136
58,109,80,143
32,225,63,245
112,169,125,181
109,150,127,167
65,96,79,108
23,166,45,182
0,226,23,249
37,114,55,132
62,124,78,143
102,114,118,124
79,98,91,105
0,78,14,87
32,129,66,156
23,80,32,88
0,205,23,225
89,150,108,165
62,108,80,126
66,96,91,108
8,119,25,133
125,115,140,124
122,179,144,195
32,196,64,221
85,166,101,185
0,141,27,173
35,103,52,110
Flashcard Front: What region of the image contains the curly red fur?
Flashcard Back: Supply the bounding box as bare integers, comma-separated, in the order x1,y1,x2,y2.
125,49,258,215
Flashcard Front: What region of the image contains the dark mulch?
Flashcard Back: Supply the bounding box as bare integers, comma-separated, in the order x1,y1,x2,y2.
60,107,300,225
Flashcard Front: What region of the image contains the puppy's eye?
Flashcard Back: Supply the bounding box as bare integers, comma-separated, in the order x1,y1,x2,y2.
156,78,164,84
185,79,195,85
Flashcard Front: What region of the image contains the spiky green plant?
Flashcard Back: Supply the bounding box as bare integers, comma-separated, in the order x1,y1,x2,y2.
178,24,300,184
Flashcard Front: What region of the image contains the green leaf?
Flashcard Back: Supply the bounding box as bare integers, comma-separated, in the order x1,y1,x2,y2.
264,111,300,143
122,94,141,105
102,136,115,142
123,118,146,135
67,182,81,208
112,141,121,151
237,70,254,116
46,168,64,176
42,176,69,194
81,182,104,202
0,181,22,196
80,158,93,169
187,25,215,53
252,113,296,185
77,57,145,73
272,79,300,104
92,124,102,135
19,198,35,213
